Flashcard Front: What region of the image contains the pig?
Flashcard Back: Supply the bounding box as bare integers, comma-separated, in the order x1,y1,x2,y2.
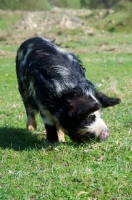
16,37,121,142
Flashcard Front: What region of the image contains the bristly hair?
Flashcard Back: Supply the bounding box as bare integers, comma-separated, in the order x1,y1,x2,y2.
51,38,85,72
77,56,85,72
16,36,121,143
51,38,56,43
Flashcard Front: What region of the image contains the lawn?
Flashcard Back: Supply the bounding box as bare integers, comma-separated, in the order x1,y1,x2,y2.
0,8,132,200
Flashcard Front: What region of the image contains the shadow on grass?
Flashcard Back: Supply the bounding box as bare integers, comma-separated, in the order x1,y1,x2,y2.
0,127,50,151
0,127,95,151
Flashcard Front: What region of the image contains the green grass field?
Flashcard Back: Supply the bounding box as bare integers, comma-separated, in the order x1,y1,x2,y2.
0,6,132,200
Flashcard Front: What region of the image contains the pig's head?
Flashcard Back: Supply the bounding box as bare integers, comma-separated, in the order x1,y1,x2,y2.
59,93,121,142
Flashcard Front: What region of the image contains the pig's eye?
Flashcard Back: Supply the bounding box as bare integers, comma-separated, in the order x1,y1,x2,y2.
88,114,95,121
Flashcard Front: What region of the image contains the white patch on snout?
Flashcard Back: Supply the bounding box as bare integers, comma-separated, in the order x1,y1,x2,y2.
85,110,108,138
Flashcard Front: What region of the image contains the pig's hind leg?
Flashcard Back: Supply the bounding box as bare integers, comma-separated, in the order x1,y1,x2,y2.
18,81,39,131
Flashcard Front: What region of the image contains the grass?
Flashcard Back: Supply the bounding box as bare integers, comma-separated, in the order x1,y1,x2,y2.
0,11,23,31
80,2,132,33
0,0,50,11
0,7,132,200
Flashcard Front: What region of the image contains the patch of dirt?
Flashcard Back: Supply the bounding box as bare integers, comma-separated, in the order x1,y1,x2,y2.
14,8,92,31
0,8,132,55
0,50,13,58
3,8,95,44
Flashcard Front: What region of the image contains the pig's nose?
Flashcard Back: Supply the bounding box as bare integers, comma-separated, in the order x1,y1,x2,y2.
99,129,110,140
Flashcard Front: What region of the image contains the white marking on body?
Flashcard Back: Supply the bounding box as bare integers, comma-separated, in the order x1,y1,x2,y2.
41,37,51,42
50,65,70,76
36,49,50,56
90,93,98,103
39,106,55,126
50,65,77,95
52,79,76,96
55,45,65,54
85,90,99,103
68,54,73,61
53,80,63,94
29,81,35,97
17,49,23,62
41,37,66,55
22,43,34,67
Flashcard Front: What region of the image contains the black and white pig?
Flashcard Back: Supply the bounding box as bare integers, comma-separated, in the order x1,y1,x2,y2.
16,37,121,142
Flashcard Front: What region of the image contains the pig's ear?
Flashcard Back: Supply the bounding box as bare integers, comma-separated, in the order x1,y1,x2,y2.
97,92,121,108
67,96,101,118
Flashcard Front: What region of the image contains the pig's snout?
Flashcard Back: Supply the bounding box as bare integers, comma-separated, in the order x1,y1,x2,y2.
99,129,110,140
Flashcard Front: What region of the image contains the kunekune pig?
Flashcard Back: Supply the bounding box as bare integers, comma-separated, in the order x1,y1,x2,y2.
16,37,121,142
